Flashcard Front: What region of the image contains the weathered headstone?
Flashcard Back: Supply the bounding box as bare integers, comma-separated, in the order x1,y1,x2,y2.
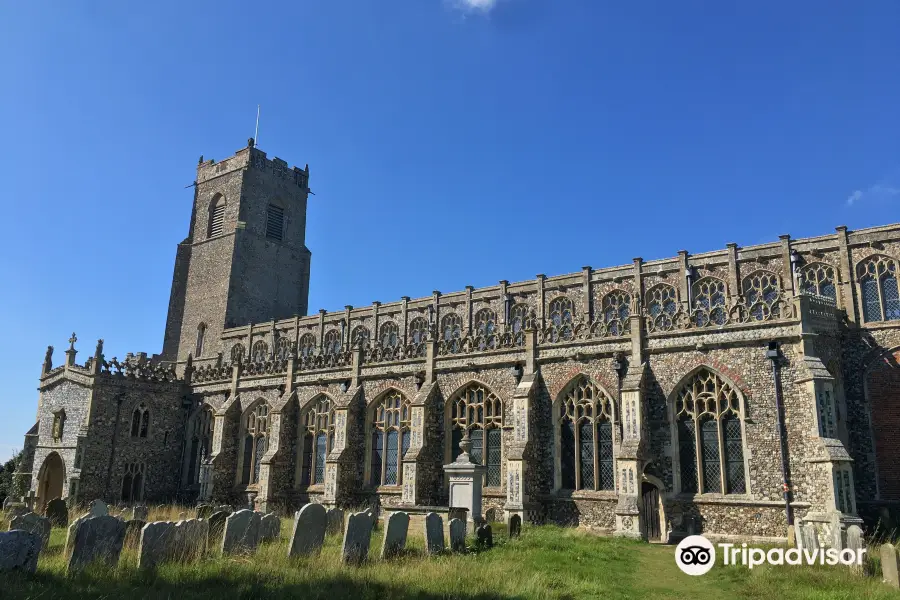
6,503,28,520
124,519,147,549
476,523,493,549
45,498,69,527
882,543,900,589
65,514,89,556
363,507,377,529
846,525,865,572
0,530,41,573
68,515,126,574
171,518,209,562
138,521,174,571
259,513,281,543
196,504,212,519
799,522,819,551
10,512,51,551
449,518,466,553
341,511,374,565
288,504,327,558
132,505,148,521
88,499,109,517
207,511,229,549
509,514,522,539
214,505,232,514
423,512,444,555
326,508,344,536
221,509,261,555
380,511,409,559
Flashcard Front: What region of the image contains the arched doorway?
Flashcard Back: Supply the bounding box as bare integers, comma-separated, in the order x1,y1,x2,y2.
36,452,65,513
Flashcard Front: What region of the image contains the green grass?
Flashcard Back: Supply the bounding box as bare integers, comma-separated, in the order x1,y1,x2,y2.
4,524,900,599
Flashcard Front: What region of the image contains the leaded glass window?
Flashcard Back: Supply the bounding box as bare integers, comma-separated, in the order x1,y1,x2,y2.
121,462,146,503
240,402,268,485
674,369,746,495
692,278,727,326
298,333,316,358
252,340,269,364
646,285,678,331
408,316,429,357
450,383,503,486
230,343,245,364
557,376,615,491
548,296,575,341
509,303,530,346
474,308,497,350
602,291,631,336
187,406,213,485
441,313,463,353
379,321,400,348
322,329,342,356
799,263,837,302
370,390,411,486
858,256,900,322
743,271,780,321
299,396,334,486
351,325,370,349
131,403,149,438
274,336,291,361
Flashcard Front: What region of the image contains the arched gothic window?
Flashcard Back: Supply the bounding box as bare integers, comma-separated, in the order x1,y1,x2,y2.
322,329,342,356
441,313,463,353
743,271,780,321
646,284,678,331
408,317,429,357
473,308,497,350
207,194,226,238
509,303,530,346
265,203,284,241
449,383,503,487
195,323,206,358
187,406,214,485
692,278,727,327
799,263,837,302
369,391,411,486
601,291,631,336
240,402,268,486
351,325,370,349
131,404,149,438
298,333,316,358
299,396,334,486
230,343,245,364
274,336,292,361
674,369,746,495
548,296,575,341
379,321,400,348
557,376,615,491
252,340,269,364
121,462,146,503
858,256,900,323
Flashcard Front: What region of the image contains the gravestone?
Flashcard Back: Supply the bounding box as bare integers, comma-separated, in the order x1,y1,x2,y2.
138,521,174,571
65,514,89,556
259,513,281,543
171,519,209,562
88,499,109,517
882,543,900,589
207,511,229,550
221,509,261,555
484,508,498,522
509,514,522,539
800,522,819,551
132,505,148,521
196,504,212,519
846,525,865,573
0,530,41,573
449,518,466,553
423,512,444,555
364,507,377,529
380,511,409,559
124,519,146,549
45,498,68,527
10,512,51,551
476,523,493,549
341,511,374,565
214,505,232,514
288,504,326,557
68,515,126,574
6,503,28,520
326,508,344,535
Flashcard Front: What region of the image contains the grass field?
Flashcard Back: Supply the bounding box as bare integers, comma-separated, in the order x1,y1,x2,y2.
4,521,900,599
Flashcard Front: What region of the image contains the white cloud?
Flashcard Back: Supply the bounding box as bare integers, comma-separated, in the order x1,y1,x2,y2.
452,0,498,13
847,183,900,207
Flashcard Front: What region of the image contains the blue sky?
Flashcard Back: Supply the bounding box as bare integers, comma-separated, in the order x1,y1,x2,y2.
1,0,899,457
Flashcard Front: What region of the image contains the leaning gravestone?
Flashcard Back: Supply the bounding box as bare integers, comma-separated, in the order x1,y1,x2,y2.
68,515,126,574
171,519,209,563
800,522,819,551
288,504,326,557
207,511,229,550
381,511,409,559
45,498,69,527
326,508,344,535
124,519,147,549
341,511,374,565
88,499,109,517
882,543,900,589
9,512,51,551
449,518,466,553
476,523,493,549
846,525,865,573
221,509,261,555
509,514,522,539
132,505,148,521
259,513,281,543
423,512,444,555
138,521,175,571
65,514,90,557
0,530,41,573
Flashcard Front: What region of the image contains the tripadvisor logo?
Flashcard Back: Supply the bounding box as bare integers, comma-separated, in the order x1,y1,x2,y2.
675,535,866,575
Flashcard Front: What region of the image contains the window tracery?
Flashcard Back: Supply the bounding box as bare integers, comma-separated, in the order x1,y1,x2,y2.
187,406,213,485
858,255,900,322
131,403,150,438
230,343,245,364
601,291,631,336
322,329,342,356
408,317,429,357
473,308,497,350
441,313,463,353
379,321,400,348
299,396,335,486
509,303,530,346
799,263,837,302
298,333,316,358
121,462,145,503
548,296,575,341
252,340,269,364
450,383,503,486
558,376,615,491
240,402,268,486
351,325,370,349
646,284,678,331
692,278,727,327
742,271,780,321
369,391,411,486
274,336,292,361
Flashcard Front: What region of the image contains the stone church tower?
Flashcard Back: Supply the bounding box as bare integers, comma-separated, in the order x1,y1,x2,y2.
161,139,312,364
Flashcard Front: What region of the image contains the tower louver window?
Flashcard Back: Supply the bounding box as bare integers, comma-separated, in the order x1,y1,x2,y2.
209,204,225,237
266,204,284,241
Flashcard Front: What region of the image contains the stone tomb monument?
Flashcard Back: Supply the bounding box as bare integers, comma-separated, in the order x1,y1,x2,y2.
442,432,485,535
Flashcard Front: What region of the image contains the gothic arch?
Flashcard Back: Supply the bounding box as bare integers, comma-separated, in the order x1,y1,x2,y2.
36,451,65,513
236,398,269,486
296,393,336,487
443,380,504,488
364,387,411,487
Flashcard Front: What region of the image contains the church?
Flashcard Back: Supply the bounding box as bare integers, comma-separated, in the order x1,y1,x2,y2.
16,139,900,545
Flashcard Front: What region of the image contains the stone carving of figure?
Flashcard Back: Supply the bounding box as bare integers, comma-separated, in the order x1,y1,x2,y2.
52,412,64,440
43,346,53,373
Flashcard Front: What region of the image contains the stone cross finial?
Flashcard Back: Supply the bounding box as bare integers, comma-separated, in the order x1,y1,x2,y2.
43,346,53,374
68,333,77,351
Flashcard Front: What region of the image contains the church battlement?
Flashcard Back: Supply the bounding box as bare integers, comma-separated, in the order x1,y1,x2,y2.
196,141,309,190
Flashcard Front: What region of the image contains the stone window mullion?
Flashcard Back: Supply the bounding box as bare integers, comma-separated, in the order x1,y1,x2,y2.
574,421,582,490
693,414,704,493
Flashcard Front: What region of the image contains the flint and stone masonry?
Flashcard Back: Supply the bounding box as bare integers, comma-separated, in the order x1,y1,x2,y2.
16,140,900,545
